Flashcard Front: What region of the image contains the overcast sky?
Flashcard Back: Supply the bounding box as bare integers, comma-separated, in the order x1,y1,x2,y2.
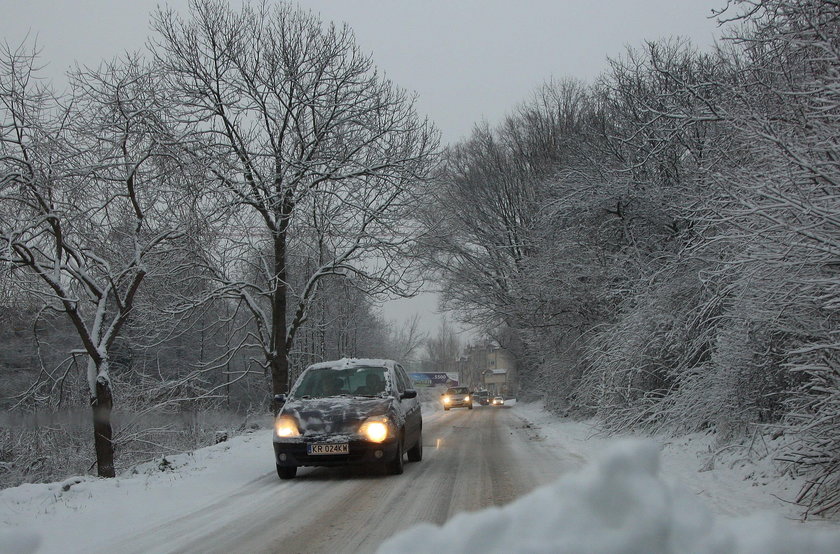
1,0,728,338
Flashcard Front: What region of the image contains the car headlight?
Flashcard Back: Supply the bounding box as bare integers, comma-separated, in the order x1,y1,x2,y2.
359,416,392,443
442,396,451,403
464,396,470,402
274,415,300,438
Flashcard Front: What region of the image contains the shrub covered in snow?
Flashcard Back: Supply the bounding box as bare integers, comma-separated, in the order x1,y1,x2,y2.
429,0,840,519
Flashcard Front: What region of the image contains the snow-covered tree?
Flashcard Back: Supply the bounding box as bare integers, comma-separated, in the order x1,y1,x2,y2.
0,45,196,476
425,318,462,375
150,0,438,399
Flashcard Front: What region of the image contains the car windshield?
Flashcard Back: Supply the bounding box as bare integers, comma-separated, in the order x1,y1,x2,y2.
446,387,468,394
292,366,389,398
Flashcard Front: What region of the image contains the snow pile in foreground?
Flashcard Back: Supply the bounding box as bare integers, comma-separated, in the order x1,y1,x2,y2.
0,529,40,554
379,440,840,554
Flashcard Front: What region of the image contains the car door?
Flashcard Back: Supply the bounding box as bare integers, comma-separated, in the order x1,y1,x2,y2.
395,364,421,445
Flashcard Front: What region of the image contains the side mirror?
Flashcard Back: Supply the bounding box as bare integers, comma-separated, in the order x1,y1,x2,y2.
401,389,418,400
273,394,287,413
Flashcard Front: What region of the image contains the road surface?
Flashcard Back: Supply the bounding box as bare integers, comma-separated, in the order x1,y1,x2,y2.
105,405,580,553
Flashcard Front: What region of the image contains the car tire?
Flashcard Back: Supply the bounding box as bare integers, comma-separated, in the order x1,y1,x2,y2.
444,407,449,411
468,405,473,410
276,465,297,479
388,438,404,475
407,432,423,462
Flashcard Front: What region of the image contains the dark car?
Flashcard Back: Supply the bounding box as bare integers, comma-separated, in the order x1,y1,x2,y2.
272,358,422,479
441,386,472,410
476,390,491,406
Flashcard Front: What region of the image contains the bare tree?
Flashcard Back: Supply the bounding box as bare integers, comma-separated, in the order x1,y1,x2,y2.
150,0,438,398
425,318,462,375
386,313,427,361
703,0,840,516
0,44,193,476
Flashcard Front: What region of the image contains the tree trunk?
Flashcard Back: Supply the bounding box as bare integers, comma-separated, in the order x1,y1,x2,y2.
271,228,290,397
91,376,115,478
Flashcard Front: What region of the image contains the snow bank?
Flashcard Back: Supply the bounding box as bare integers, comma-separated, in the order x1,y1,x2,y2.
0,429,274,554
378,440,840,554
0,529,40,554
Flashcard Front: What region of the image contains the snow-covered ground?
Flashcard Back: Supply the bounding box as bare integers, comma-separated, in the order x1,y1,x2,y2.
1,402,838,553
380,402,840,553
513,402,830,524
0,426,277,553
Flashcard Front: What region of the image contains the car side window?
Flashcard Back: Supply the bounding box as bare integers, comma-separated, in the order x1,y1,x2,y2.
396,366,412,392
392,367,406,394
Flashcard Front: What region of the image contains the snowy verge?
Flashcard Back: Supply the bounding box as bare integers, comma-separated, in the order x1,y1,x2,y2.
0,428,275,554
379,439,840,554
512,402,833,524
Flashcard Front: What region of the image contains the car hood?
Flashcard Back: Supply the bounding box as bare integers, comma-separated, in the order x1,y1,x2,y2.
281,397,393,436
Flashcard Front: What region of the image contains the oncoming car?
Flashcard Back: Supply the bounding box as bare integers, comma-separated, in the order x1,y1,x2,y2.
491,396,505,406
272,358,422,479
441,386,472,411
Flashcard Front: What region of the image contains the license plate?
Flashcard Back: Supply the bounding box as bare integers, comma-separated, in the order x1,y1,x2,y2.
307,443,349,455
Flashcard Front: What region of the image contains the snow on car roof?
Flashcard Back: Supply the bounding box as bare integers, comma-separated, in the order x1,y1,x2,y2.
306,358,396,370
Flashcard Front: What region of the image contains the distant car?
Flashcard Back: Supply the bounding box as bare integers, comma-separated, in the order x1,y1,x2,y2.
491,396,504,406
272,358,423,479
441,386,472,410
476,391,491,406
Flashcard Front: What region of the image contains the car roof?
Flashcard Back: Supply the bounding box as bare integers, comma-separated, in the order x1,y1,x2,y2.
306,358,397,371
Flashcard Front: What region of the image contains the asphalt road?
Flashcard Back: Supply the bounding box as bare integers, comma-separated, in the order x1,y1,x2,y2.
111,404,577,554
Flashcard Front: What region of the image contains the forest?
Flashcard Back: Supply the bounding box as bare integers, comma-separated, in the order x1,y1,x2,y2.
2,0,839,517
424,0,840,517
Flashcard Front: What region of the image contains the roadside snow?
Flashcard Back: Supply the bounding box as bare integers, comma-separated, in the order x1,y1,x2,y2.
380,402,840,553
513,402,831,524
379,439,840,553
1,402,838,554
0,429,274,554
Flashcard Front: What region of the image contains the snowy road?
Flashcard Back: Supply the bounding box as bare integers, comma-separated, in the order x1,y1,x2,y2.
5,402,839,554
105,405,577,554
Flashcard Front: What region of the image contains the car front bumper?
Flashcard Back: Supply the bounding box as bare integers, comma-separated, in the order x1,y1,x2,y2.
273,438,399,467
